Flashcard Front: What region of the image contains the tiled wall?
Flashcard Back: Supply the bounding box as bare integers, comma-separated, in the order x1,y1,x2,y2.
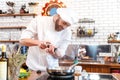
0,0,120,45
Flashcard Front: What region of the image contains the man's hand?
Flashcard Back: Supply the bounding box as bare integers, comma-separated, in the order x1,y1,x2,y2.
45,44,62,58
46,44,56,55
38,41,51,49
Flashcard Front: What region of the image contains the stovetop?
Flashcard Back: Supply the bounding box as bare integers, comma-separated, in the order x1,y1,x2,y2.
36,73,74,80
36,73,116,80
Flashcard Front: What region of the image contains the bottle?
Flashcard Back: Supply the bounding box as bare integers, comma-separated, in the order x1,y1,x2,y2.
20,46,28,54
117,52,120,64
0,45,8,80
81,69,88,80
0,48,1,57
74,56,78,64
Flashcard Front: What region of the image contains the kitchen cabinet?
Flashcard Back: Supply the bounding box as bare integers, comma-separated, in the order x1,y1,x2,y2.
90,65,109,73
77,64,110,73
81,65,91,72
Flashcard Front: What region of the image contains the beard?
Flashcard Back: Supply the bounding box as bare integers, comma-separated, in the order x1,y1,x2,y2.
55,19,63,31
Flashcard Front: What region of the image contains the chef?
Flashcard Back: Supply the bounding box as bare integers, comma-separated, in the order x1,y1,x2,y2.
20,8,78,77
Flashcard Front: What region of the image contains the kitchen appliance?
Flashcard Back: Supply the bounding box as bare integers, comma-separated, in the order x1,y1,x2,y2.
47,76,74,80
36,73,117,80
36,73,74,80
47,63,78,77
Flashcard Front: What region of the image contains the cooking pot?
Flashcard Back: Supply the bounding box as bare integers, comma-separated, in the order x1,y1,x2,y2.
47,63,78,76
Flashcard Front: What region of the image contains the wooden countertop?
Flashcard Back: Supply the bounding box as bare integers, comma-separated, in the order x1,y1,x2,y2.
59,60,120,67
18,60,120,80
59,60,120,73
18,72,120,80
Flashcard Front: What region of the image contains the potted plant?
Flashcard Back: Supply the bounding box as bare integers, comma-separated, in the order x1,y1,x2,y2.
20,4,29,14
6,1,15,14
8,44,28,80
28,2,39,6
28,2,39,13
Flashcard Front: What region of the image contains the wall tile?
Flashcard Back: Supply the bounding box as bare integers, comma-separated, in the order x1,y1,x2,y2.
0,0,119,45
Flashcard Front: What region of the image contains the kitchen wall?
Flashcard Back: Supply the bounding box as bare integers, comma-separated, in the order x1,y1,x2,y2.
0,0,120,45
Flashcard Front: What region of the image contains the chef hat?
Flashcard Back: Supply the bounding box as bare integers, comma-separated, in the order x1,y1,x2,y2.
56,8,79,25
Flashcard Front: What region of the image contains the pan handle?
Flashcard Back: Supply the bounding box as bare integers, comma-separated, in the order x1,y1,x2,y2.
68,62,79,71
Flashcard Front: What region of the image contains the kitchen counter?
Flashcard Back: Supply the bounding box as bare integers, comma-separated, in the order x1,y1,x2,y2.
18,60,120,80
59,60,120,66
59,60,120,73
18,72,120,80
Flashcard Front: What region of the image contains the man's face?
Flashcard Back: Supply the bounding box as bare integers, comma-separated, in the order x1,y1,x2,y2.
55,18,71,31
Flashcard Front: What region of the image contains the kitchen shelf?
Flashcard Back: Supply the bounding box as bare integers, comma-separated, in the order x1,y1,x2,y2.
108,40,120,43
0,13,37,18
0,26,26,29
78,18,95,23
0,40,19,43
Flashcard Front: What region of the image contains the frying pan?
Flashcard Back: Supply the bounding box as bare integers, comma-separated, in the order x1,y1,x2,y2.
47,63,78,76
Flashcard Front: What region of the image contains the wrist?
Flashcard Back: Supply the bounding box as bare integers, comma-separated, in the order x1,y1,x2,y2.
38,42,42,47
37,41,42,46
54,48,57,53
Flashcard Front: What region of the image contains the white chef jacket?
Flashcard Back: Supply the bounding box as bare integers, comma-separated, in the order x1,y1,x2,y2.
20,16,71,71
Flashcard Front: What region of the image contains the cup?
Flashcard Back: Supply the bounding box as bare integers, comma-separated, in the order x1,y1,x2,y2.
74,66,82,76
99,57,105,64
